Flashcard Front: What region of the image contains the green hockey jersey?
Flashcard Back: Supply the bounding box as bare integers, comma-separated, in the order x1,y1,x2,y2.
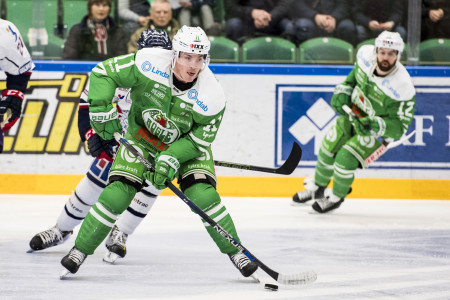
87,48,226,162
342,45,416,139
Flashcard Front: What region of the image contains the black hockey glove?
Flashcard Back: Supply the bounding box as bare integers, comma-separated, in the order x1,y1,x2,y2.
86,129,117,162
0,89,24,132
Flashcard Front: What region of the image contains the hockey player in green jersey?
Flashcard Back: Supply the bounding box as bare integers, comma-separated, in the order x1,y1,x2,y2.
60,26,258,279
292,31,415,213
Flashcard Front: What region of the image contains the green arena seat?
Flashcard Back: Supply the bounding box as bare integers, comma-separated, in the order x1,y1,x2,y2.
299,37,353,64
355,38,376,54
242,36,297,64
208,36,239,63
419,38,450,65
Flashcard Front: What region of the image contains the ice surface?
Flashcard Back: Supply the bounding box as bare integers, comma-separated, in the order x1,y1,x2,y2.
1,195,450,300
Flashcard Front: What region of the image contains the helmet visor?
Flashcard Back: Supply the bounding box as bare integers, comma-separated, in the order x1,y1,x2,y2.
176,52,208,69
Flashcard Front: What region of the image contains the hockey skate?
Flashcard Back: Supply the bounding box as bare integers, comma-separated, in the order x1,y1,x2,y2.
60,246,87,278
28,225,73,252
312,189,347,213
292,177,326,205
103,225,128,264
228,251,258,279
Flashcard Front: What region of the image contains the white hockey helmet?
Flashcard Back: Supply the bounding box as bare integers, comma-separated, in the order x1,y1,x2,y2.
172,26,210,70
375,31,404,61
173,25,210,55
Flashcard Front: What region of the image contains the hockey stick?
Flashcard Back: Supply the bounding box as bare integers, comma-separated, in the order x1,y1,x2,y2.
213,142,302,175
114,132,317,285
0,109,11,130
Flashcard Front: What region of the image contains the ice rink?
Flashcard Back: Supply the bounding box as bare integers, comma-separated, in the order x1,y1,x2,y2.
1,194,450,300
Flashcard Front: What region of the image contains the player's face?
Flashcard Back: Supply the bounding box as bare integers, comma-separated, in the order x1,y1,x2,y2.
150,2,172,27
90,2,111,22
376,48,398,72
173,52,205,83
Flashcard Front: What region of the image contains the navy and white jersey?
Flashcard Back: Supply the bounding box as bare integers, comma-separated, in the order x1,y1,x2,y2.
0,19,34,75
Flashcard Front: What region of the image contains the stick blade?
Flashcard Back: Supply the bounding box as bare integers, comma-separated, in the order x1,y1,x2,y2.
277,142,302,175
277,270,317,285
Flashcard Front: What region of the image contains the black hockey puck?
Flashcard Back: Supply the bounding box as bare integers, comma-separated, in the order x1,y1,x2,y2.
264,283,279,291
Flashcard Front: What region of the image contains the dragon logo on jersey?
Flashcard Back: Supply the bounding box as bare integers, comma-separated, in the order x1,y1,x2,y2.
352,86,375,117
142,109,181,144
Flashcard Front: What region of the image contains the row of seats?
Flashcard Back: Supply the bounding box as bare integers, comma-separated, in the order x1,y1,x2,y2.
209,36,450,65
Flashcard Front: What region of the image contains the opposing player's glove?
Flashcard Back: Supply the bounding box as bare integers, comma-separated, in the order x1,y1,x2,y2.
85,128,117,162
143,152,180,190
331,84,353,115
0,89,24,132
89,104,122,140
353,116,381,136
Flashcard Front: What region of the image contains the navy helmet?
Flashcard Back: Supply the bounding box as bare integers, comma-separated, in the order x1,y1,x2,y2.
137,29,172,50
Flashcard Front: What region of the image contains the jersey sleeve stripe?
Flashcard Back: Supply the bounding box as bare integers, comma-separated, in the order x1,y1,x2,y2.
188,132,211,147
92,64,107,76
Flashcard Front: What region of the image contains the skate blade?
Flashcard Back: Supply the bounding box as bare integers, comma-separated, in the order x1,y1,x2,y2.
250,272,260,283
26,248,35,253
290,201,311,207
60,268,71,279
103,252,120,264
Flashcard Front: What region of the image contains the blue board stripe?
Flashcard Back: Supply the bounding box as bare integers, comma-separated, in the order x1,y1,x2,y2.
33,61,450,77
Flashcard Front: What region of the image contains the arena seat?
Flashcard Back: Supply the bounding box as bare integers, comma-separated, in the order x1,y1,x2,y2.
419,38,450,65
241,36,297,64
299,37,353,64
208,36,239,63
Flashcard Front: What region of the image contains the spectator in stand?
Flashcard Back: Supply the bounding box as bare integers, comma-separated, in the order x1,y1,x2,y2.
291,0,356,45
127,0,180,53
62,0,127,60
353,0,406,44
224,0,295,44
177,0,222,36
119,0,152,39
421,0,450,40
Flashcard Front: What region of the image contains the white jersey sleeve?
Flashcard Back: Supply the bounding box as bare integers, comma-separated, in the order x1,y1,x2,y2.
0,19,35,75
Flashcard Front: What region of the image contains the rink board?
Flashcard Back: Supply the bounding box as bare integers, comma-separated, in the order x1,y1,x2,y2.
0,62,449,199
0,174,448,200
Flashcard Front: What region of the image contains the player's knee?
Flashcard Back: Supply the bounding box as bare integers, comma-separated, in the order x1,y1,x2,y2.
185,183,221,211
98,179,137,214
335,147,360,170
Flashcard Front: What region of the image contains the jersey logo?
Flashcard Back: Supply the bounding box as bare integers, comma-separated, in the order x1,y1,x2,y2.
119,140,143,164
141,61,169,79
7,25,17,41
142,109,181,144
141,61,152,72
188,89,208,111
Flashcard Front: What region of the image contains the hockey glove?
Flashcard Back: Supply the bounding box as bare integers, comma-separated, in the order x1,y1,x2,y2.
331,84,353,115
353,116,384,137
85,128,117,162
89,104,122,140
143,153,180,190
0,89,24,132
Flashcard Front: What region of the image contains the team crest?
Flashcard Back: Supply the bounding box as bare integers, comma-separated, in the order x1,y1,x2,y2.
142,109,181,144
